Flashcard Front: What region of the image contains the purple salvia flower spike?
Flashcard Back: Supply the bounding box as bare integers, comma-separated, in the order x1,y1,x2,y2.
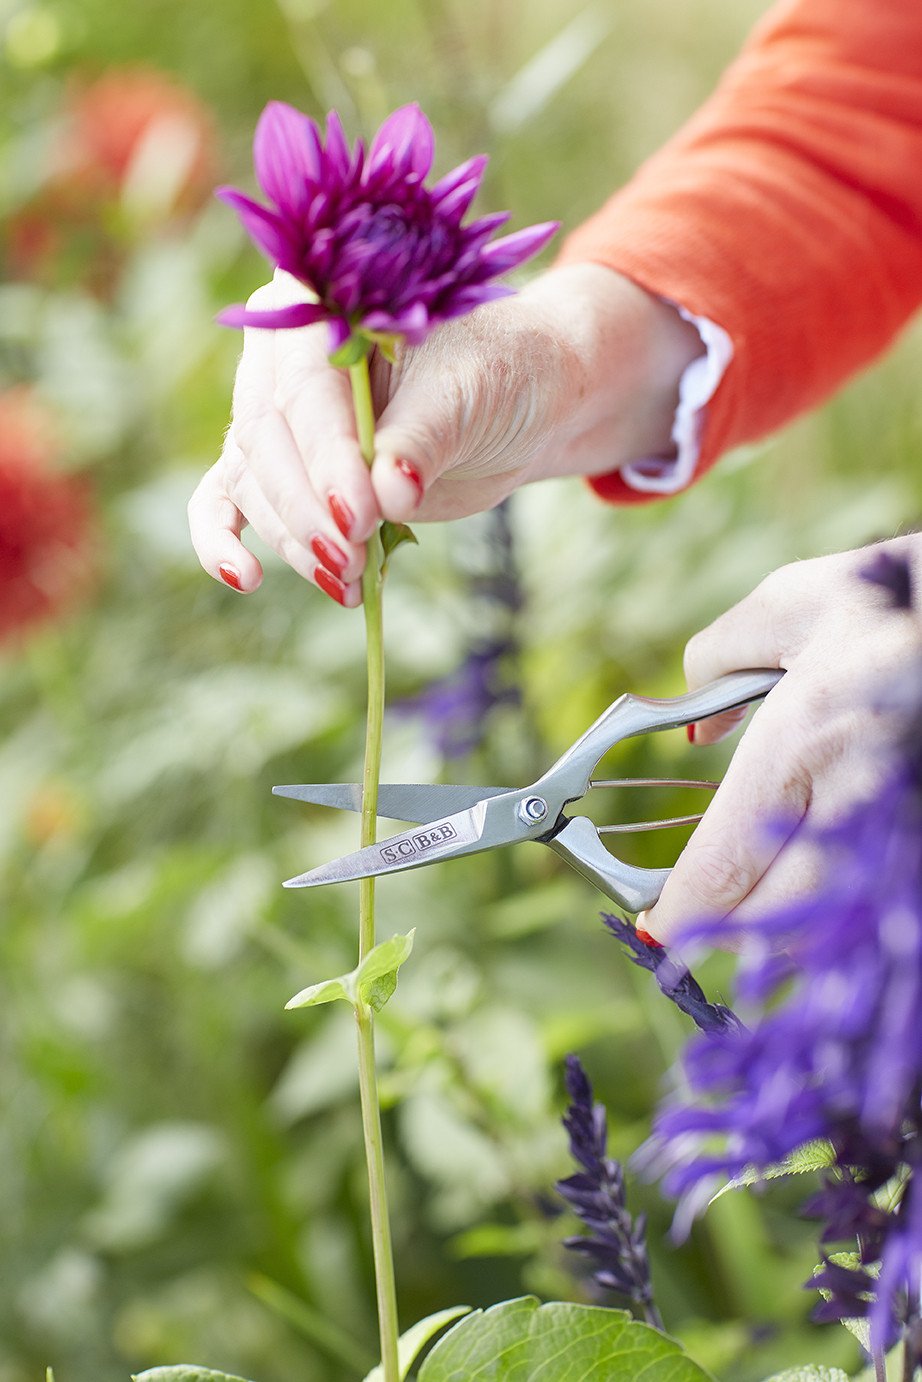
556,1055,662,1329
253,101,322,216
602,913,741,1036
641,589,922,1351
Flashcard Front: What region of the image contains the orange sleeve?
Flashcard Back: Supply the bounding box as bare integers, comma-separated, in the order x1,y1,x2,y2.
557,0,922,504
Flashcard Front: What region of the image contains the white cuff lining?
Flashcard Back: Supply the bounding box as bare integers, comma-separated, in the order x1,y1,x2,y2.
618,304,734,495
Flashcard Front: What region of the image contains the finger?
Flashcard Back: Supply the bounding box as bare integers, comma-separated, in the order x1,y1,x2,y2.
687,704,749,748
188,461,263,593
682,574,789,747
272,322,381,544
221,442,361,607
728,828,826,931
231,310,367,578
683,560,834,747
370,380,444,521
641,681,812,945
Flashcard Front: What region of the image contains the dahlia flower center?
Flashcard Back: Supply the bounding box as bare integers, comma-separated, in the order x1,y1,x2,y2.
359,204,415,252
345,197,453,268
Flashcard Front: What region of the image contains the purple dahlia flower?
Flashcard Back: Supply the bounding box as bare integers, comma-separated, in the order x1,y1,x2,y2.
217,101,558,349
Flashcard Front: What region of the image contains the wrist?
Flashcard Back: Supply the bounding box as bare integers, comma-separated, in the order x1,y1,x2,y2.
520,263,706,483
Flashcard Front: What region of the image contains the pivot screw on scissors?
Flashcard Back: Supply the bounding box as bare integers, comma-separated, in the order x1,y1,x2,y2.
273,668,784,915
517,796,549,826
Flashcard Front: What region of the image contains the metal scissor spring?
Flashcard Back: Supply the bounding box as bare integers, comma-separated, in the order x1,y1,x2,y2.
590,777,719,833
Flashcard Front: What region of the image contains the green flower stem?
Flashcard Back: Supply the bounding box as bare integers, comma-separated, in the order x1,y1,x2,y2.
349,351,400,1382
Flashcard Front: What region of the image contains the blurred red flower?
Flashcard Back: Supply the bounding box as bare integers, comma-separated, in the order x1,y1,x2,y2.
60,66,217,208
6,66,217,287
0,389,96,644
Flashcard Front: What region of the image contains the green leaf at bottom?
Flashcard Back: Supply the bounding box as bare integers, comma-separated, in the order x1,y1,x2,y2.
763,1369,850,1381
364,1305,471,1381
417,1298,716,1381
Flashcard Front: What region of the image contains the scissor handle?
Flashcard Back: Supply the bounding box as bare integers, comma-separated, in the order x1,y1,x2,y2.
538,667,784,806
547,816,671,914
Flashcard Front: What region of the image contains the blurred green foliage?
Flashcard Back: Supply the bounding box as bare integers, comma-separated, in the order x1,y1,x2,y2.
3,0,922,1378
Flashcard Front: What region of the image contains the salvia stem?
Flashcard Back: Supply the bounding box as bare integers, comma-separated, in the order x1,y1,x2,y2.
349,349,400,1382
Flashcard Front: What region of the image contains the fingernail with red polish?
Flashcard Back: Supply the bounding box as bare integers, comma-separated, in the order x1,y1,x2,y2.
328,492,355,540
686,723,696,744
636,927,663,949
395,458,424,506
310,534,348,578
219,563,243,591
315,566,347,605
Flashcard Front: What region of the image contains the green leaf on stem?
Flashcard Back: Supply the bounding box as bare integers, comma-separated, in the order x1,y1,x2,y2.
364,1305,472,1381
329,334,372,369
133,1370,256,1382
285,930,416,1014
380,521,418,574
416,1298,717,1380
710,1139,835,1202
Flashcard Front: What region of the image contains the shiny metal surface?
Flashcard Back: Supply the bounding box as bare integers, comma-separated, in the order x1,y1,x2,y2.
277,668,785,909
272,781,509,823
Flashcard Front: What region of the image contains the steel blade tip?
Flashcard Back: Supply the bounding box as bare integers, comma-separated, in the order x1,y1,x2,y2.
282,867,335,888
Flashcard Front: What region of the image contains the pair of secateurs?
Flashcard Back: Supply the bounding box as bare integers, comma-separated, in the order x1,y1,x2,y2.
274,668,783,914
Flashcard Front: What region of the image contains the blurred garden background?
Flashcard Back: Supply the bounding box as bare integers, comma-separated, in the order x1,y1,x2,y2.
3,0,922,1377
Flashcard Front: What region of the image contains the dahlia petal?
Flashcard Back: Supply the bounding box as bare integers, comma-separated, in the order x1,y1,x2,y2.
476,220,560,275
349,135,366,182
217,301,328,331
460,210,512,246
253,101,322,215
434,173,490,224
323,110,352,180
215,187,296,266
363,301,430,344
325,317,351,354
435,282,516,320
367,103,434,183
431,154,488,206
331,269,363,314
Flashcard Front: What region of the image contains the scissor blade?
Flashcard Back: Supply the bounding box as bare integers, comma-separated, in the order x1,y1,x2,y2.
273,782,508,824
283,802,490,888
